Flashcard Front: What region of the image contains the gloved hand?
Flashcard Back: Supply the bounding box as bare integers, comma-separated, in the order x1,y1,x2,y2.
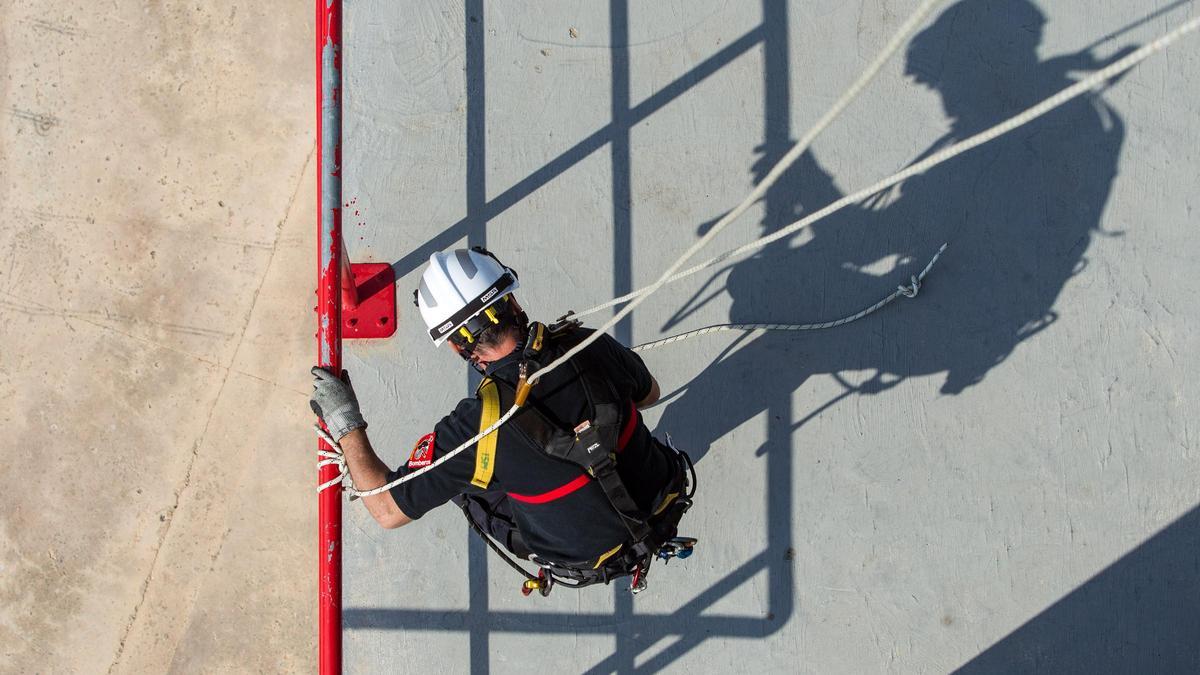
310,367,367,441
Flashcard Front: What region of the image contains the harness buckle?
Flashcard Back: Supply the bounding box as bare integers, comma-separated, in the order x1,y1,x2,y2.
573,421,612,470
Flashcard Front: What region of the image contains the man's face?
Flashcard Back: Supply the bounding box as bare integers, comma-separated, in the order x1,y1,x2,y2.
447,340,503,369
443,295,523,369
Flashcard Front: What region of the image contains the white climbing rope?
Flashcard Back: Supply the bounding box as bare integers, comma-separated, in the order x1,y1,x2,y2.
631,243,946,352
578,14,1200,317
318,12,1200,497
316,425,351,492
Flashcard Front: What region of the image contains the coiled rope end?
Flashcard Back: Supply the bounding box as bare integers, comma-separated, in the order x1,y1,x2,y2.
900,241,950,298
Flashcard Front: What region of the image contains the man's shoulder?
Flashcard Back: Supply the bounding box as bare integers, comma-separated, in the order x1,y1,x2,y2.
556,325,652,400
450,391,486,412
440,379,519,430
544,323,615,355
446,389,490,420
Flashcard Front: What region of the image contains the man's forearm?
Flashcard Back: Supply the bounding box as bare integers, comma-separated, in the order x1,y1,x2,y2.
338,428,390,483
338,428,412,528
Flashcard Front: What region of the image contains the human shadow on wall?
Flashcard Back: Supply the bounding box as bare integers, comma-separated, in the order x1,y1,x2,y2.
657,0,1131,465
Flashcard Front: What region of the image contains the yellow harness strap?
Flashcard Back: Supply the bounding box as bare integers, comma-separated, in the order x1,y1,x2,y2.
653,492,680,516
593,543,623,569
471,379,501,489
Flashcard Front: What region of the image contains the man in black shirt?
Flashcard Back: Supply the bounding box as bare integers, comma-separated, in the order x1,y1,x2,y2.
311,248,690,585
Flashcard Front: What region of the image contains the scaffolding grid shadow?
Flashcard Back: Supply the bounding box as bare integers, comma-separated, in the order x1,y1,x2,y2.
336,3,791,673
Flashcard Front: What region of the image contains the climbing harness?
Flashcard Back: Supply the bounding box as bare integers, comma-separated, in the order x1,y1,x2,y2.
465,321,700,596
499,452,697,598
511,459,697,597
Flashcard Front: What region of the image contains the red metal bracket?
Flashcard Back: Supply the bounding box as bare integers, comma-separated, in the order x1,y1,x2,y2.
342,262,396,339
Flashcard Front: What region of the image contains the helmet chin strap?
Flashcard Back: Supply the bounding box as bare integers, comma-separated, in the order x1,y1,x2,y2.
449,297,530,375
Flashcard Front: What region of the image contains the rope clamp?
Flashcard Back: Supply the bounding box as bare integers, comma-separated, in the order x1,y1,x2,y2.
514,361,533,407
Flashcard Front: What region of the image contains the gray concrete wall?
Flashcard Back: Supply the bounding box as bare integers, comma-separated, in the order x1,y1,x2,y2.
342,1,1200,673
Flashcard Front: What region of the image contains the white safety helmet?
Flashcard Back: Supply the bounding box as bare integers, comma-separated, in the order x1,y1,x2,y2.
415,247,520,347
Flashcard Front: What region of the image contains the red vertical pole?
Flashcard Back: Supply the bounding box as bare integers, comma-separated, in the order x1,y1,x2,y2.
316,0,343,672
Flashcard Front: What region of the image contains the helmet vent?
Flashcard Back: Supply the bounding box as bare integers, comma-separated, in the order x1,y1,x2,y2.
454,249,478,279
418,278,437,308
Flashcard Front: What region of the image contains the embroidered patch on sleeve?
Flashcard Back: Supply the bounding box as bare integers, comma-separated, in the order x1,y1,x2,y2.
408,432,436,469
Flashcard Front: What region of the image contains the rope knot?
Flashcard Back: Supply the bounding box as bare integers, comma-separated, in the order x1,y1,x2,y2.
898,275,921,299
315,425,354,494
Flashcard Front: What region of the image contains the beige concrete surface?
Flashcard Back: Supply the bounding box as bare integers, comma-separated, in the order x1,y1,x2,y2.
1,1,316,672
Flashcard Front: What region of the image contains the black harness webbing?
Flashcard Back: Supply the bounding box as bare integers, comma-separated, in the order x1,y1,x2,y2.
463,321,697,595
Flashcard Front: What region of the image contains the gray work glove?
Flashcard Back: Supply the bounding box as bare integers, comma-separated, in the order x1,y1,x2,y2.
310,367,367,441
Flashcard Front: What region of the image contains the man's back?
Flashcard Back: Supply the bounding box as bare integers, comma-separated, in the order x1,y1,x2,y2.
387,325,675,563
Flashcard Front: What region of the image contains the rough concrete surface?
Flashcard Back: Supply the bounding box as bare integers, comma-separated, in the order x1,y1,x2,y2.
2,0,1199,674
1,1,315,673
